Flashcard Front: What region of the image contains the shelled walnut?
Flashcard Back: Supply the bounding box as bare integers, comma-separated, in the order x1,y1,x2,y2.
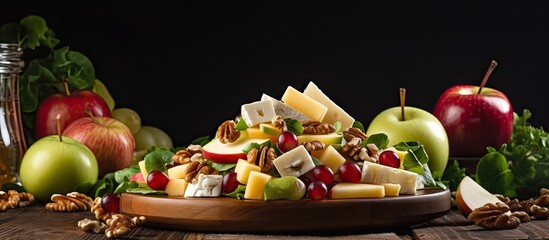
271,115,287,132
216,120,241,143
247,145,277,173
91,197,112,222
183,161,218,183
105,213,146,238
78,218,107,234
340,137,379,162
467,202,528,229
0,190,34,211
46,192,93,212
172,144,202,165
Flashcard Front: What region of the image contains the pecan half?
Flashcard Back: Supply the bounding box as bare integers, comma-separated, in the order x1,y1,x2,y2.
302,121,335,135
216,120,241,143
247,145,277,173
46,193,91,212
302,140,326,152
342,127,367,142
340,137,378,162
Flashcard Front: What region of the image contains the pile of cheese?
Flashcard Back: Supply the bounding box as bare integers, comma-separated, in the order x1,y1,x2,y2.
160,81,423,199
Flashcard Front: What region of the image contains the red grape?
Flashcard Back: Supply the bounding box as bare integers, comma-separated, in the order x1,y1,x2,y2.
379,150,401,168
338,161,362,183
307,180,328,200
312,165,334,186
222,171,239,194
147,170,170,190
101,192,120,213
277,131,299,152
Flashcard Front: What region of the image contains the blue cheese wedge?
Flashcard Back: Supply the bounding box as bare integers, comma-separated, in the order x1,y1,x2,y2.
241,100,277,127
272,145,315,177
184,174,223,197
261,94,310,121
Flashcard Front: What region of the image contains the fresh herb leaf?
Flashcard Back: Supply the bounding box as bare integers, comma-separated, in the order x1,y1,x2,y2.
223,185,246,199
285,118,303,135
476,151,515,197
441,160,467,191
144,149,175,173
352,121,365,133
114,164,141,184
364,133,389,149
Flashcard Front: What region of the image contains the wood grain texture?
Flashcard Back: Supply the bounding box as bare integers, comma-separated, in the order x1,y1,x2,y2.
119,189,451,234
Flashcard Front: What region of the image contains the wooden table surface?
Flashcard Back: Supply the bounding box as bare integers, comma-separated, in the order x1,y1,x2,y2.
1,203,548,239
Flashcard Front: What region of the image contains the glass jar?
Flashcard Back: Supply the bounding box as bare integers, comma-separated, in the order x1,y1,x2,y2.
0,43,27,186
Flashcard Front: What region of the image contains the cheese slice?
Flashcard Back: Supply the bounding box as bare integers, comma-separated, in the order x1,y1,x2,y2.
261,94,310,121
241,100,277,127
165,179,189,196
361,161,422,195
297,133,343,146
303,81,355,130
382,183,401,197
281,86,327,121
329,183,385,199
234,159,262,185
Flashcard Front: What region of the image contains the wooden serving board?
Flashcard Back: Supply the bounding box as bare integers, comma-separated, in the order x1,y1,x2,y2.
120,188,451,234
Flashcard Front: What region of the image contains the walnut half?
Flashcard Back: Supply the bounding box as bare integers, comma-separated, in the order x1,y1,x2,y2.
467,202,527,229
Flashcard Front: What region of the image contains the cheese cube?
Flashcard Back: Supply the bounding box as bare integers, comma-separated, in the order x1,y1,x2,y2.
261,93,310,121
165,179,189,196
167,163,190,179
303,81,355,130
241,100,277,127
329,183,385,199
234,159,261,184
316,145,347,173
361,161,421,195
184,174,223,197
382,183,401,197
281,86,327,121
138,160,148,180
244,171,272,200
272,145,315,177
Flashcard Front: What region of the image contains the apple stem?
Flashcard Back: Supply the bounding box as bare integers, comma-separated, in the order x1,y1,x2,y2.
400,87,406,121
56,114,62,142
477,60,498,94
63,80,71,96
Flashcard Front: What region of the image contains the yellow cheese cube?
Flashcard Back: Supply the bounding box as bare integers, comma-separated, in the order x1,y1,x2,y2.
281,86,327,121
244,171,272,200
329,183,385,199
303,81,355,130
246,127,277,143
382,183,401,197
167,163,190,179
316,145,347,173
138,160,148,180
165,179,189,196
297,134,343,146
234,159,261,184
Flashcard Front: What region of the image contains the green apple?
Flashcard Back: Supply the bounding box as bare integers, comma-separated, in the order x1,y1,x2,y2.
365,106,449,173
19,135,98,202
134,125,174,151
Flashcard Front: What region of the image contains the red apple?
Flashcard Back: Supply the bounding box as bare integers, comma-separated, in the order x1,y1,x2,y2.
433,61,513,157
62,116,135,178
35,89,111,140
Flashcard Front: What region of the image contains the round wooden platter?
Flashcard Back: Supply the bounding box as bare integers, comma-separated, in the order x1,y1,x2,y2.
120,188,451,234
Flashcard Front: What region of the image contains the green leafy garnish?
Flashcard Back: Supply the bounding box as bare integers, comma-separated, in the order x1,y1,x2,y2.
364,133,389,150
144,149,175,173
285,118,303,135
441,160,467,191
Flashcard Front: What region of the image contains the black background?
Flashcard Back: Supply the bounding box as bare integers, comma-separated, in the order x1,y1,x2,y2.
2,1,548,147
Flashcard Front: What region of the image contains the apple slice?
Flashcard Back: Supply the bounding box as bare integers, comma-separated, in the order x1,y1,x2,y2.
202,137,271,163
455,176,505,218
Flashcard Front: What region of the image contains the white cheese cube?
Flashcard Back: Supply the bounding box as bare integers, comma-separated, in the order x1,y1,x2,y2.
241,100,277,127
272,145,315,177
